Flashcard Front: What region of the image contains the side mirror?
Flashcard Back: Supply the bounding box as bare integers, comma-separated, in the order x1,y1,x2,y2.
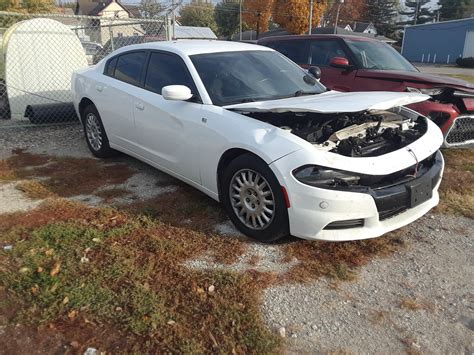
330,57,351,69
162,85,193,101
308,66,321,80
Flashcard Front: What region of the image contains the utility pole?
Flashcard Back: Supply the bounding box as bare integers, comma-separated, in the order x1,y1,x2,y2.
334,0,344,34
172,0,176,40
414,0,419,25
309,0,313,35
239,0,242,41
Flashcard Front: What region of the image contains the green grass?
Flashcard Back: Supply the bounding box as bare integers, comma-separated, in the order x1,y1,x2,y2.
444,74,474,84
0,200,279,353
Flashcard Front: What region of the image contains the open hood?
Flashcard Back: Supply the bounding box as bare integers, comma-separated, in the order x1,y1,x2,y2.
224,91,429,114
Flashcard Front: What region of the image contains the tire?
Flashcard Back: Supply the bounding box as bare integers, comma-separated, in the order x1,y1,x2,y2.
221,153,290,243
82,104,115,158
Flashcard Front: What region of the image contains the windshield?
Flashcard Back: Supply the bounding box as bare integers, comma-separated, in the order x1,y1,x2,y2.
345,40,417,72
190,50,326,106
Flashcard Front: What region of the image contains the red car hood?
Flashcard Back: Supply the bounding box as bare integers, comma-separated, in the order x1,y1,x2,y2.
356,69,474,92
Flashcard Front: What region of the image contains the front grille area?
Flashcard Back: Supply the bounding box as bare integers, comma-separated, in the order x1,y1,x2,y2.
324,219,364,230
445,115,474,146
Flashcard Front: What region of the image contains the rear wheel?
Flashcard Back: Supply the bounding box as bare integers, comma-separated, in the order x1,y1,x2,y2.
82,104,115,158
221,154,289,242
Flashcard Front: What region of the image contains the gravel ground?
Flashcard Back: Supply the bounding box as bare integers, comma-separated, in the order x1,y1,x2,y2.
1,125,472,353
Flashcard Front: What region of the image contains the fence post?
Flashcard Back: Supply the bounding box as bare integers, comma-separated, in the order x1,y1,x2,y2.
433,54,436,63
447,54,450,64
109,22,114,51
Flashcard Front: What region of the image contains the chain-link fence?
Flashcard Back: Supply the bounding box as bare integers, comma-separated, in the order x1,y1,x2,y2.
0,11,168,127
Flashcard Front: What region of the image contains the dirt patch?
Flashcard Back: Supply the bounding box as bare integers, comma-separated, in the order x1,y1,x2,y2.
435,149,474,219
120,185,228,235
95,188,131,203
0,149,135,198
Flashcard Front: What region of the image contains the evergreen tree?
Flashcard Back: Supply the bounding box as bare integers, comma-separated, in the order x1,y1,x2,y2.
438,0,473,21
365,0,398,37
398,0,434,26
214,0,240,37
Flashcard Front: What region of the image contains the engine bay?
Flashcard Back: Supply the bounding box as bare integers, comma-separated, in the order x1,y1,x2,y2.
242,109,427,157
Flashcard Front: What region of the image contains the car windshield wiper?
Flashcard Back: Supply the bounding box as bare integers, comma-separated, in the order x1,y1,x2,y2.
294,90,318,97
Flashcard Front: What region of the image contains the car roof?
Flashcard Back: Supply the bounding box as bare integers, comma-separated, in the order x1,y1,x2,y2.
258,34,377,43
110,40,272,57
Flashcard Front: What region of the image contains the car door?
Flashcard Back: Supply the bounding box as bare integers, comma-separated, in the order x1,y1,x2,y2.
93,50,147,151
133,50,203,184
308,39,357,92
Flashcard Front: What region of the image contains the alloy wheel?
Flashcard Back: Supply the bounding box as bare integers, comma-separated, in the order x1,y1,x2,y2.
85,112,103,151
229,169,275,230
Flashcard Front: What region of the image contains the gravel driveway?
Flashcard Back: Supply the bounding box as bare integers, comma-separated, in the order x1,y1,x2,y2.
0,124,472,353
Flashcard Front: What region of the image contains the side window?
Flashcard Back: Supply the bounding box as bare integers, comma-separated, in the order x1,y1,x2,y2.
267,41,309,65
114,51,146,86
310,40,349,66
105,56,117,77
144,52,196,95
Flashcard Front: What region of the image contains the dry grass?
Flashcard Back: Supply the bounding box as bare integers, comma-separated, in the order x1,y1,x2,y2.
400,297,434,311
445,74,474,84
0,199,277,353
15,180,56,199
281,229,407,283
435,149,474,219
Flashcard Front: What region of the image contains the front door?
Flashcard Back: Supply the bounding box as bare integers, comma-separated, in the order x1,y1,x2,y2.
308,39,357,92
133,51,203,184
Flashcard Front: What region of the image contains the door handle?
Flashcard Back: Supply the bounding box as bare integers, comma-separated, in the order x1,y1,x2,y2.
95,85,103,92
135,102,144,111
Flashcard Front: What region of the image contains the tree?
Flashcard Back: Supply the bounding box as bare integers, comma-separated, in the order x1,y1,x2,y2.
179,0,217,33
438,0,473,21
0,0,55,13
273,0,328,35
398,0,434,25
139,0,165,19
364,0,399,37
324,0,366,27
214,0,240,37
242,0,273,38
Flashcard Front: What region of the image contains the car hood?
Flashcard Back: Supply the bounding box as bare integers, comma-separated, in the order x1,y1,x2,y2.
224,91,429,113
356,69,474,92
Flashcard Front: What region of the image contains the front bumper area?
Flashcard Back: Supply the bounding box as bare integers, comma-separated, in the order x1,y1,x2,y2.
271,151,444,241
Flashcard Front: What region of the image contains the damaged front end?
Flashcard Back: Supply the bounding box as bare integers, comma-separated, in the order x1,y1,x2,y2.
407,87,474,147
241,107,426,157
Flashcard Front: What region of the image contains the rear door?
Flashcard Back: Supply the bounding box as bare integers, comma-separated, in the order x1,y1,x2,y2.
94,50,147,151
308,39,357,92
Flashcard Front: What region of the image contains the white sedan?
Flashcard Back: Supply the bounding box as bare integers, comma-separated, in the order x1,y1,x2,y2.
72,40,444,242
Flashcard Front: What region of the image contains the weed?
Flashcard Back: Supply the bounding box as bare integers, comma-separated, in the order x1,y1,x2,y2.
435,149,474,219
15,180,55,199
400,297,434,311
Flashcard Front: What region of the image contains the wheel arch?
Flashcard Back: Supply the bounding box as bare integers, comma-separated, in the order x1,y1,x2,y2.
216,148,268,201
78,97,95,124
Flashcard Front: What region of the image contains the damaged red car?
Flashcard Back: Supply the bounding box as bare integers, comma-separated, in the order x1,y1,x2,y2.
258,35,474,147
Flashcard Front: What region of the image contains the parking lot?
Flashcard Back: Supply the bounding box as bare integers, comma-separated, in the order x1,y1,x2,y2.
0,124,472,353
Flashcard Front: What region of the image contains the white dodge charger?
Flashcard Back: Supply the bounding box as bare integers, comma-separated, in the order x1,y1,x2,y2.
72,40,444,242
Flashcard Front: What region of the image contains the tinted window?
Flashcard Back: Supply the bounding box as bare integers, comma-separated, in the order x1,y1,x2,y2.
345,40,417,71
310,40,349,66
105,56,117,77
191,50,325,106
144,52,196,94
114,51,146,86
267,41,309,64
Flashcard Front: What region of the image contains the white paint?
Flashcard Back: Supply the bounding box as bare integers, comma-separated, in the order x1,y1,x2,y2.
5,18,88,119
463,30,474,58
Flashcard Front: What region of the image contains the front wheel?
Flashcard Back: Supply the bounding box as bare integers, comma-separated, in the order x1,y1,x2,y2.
221,154,290,243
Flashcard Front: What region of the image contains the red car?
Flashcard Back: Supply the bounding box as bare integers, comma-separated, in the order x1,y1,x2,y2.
258,35,474,147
